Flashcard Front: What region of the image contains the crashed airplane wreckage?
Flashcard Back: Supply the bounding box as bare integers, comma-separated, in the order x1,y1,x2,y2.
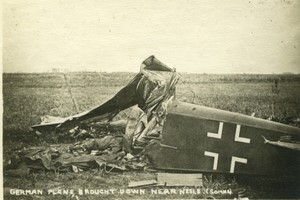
31,56,300,177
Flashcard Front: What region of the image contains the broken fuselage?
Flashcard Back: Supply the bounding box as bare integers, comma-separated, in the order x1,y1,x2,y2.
32,55,300,178
145,100,300,177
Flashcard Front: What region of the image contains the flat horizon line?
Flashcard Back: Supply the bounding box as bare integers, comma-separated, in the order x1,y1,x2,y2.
2,71,300,75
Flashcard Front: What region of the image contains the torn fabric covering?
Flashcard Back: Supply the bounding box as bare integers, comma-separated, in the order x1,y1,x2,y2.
23,147,57,170
31,55,179,133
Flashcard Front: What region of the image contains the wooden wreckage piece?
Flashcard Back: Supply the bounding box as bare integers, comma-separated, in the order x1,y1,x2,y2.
128,180,158,188
127,173,203,188
156,173,203,187
31,55,300,177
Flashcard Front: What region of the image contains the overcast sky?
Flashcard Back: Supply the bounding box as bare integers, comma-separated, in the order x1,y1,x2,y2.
3,0,300,73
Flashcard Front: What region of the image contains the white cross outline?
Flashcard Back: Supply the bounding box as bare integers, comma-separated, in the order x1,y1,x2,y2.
204,152,248,173
234,124,251,143
207,122,223,139
204,151,219,170
207,122,251,144
230,156,248,173
205,122,250,172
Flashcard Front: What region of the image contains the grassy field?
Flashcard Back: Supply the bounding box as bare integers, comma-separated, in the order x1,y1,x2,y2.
2,72,300,199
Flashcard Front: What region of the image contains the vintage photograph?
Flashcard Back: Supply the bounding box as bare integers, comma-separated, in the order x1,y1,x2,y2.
2,0,300,199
